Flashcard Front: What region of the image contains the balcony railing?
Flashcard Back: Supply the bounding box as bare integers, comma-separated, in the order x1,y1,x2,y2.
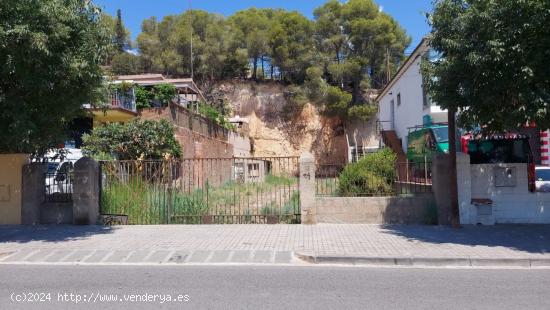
110,92,136,112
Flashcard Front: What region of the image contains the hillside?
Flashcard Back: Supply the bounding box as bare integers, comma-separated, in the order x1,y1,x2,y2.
212,81,349,164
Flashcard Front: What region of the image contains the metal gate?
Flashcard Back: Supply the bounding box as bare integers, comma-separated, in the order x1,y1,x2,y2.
99,157,300,225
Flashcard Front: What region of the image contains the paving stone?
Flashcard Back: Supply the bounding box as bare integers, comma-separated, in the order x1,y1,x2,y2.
252,250,273,264
187,250,212,263
230,250,252,263
83,250,110,263
62,250,94,263
44,250,74,263
274,251,293,264
209,250,231,263
103,250,132,263
167,251,191,264
2,250,38,262
125,251,153,263
23,250,54,262
145,250,171,263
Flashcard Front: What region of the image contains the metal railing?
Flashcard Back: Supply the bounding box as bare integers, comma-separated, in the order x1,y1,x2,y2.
316,160,432,197
44,169,74,203
99,157,301,225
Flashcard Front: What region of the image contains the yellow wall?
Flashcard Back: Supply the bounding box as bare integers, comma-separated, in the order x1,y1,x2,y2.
0,154,29,225
92,109,136,127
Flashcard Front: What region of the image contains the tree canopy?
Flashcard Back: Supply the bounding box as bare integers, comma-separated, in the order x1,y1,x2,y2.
425,0,550,131
82,119,183,160
0,0,111,154
129,0,409,121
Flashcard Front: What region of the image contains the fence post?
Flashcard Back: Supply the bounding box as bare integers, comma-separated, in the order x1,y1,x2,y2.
299,152,317,225
73,157,100,225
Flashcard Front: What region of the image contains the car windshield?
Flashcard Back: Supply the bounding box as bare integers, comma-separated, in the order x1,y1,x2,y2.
536,169,550,181
431,127,449,143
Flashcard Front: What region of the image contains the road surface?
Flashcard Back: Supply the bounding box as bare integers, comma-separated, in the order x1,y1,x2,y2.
0,265,548,309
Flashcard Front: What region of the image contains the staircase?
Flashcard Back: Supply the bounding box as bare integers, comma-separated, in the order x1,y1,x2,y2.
380,130,407,162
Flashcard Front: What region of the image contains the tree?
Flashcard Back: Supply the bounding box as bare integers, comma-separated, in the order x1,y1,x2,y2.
0,0,110,155
111,53,141,75
115,9,128,52
314,0,410,103
82,119,183,160
425,0,550,227
425,0,550,131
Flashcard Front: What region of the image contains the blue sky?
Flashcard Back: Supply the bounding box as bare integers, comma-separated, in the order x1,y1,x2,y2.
94,0,433,53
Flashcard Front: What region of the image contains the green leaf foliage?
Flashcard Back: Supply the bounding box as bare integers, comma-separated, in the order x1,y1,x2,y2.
425,0,550,131
0,0,111,155
82,119,183,160
153,83,177,106
338,148,397,196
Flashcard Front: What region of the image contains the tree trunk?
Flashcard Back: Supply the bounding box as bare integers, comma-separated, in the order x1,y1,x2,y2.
351,78,362,105
270,64,274,80
448,107,461,228
252,56,258,80
261,56,265,80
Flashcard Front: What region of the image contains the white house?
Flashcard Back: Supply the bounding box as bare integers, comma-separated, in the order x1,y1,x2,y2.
376,38,447,153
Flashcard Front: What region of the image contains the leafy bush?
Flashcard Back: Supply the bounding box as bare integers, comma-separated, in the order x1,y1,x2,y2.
153,83,177,106
348,104,377,122
324,86,352,118
135,85,153,109
338,148,397,196
82,119,182,160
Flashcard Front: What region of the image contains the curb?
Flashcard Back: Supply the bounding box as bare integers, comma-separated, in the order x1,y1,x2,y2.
294,252,550,268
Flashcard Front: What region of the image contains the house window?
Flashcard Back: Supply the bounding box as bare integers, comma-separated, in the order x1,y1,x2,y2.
397,93,401,106
248,163,260,178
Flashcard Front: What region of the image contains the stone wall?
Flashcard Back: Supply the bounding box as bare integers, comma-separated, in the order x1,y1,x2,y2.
139,105,249,159
299,153,436,225
315,195,436,224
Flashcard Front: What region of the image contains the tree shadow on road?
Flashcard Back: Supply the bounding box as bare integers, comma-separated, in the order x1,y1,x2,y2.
380,224,550,254
0,225,116,244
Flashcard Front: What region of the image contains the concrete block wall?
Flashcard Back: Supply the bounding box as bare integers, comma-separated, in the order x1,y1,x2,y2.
315,196,436,224
457,154,550,224
299,153,436,225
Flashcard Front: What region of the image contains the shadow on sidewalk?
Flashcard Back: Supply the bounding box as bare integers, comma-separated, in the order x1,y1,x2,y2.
0,225,116,244
381,224,550,254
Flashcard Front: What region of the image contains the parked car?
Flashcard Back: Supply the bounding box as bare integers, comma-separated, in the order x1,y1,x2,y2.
44,148,82,195
536,167,550,193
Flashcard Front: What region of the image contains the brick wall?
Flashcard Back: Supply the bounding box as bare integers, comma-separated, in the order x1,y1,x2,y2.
139,105,243,159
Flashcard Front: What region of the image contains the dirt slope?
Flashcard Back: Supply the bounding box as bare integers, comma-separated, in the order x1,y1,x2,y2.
213,81,348,164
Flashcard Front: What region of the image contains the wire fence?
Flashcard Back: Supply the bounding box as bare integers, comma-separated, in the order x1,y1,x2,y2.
316,160,433,197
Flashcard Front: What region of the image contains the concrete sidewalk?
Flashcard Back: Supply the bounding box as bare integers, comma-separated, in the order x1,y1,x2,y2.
0,224,549,267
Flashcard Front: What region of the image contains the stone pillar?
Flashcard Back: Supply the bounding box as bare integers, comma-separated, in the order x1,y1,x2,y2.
299,153,317,224
73,157,100,225
456,153,473,225
431,154,452,225
21,163,45,225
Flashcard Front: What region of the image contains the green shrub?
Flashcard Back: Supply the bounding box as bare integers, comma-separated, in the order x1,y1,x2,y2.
82,119,182,160
338,148,397,196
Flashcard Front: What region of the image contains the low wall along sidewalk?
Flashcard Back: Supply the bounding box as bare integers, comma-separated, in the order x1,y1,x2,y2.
299,153,436,225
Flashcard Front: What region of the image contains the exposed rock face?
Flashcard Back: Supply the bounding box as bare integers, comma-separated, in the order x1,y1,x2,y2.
214,81,348,164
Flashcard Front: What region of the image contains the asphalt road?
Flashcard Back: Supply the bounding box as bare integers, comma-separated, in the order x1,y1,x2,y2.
0,265,549,310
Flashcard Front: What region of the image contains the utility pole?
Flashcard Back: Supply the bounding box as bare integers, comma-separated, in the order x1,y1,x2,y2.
189,0,194,80
386,48,391,84
448,107,460,228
